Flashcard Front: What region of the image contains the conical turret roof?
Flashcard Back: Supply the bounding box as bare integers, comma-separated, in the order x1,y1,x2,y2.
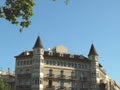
33,36,44,49
88,44,98,56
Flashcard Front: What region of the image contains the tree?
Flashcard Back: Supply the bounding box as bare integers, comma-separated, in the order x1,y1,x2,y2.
0,79,11,90
0,0,70,32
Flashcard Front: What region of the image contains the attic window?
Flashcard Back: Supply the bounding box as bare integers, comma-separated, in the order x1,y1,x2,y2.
69,54,74,58
48,51,53,56
79,55,84,59
59,53,64,57
24,51,30,55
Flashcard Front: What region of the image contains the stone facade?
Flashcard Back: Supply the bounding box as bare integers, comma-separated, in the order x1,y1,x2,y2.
15,36,120,90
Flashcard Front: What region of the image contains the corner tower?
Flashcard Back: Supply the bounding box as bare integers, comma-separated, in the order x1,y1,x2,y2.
32,36,44,90
88,44,100,90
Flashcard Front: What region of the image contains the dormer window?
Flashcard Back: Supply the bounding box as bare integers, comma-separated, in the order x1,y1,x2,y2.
48,51,53,56
70,54,74,58
59,53,64,57
24,51,30,55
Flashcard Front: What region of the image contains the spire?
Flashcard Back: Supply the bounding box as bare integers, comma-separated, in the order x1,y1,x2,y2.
33,36,44,49
88,44,98,56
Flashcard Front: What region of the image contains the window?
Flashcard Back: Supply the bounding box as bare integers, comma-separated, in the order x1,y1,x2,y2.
72,63,74,67
48,80,52,87
18,80,22,86
25,80,30,85
30,60,32,64
70,54,74,58
60,62,63,66
57,61,60,66
91,72,96,77
37,49,40,53
60,80,64,88
68,63,71,67
71,71,75,77
17,61,20,66
71,81,75,88
20,69,23,74
78,64,81,69
46,60,49,64
27,60,29,65
49,69,53,76
40,78,43,84
36,58,39,63
35,78,39,84
26,69,30,73
24,61,26,65
60,70,64,77
59,53,64,57
74,63,77,68
50,61,52,65
85,64,88,69
53,61,56,65
64,62,66,66
20,61,23,65
82,64,84,69
48,51,53,56
80,72,84,79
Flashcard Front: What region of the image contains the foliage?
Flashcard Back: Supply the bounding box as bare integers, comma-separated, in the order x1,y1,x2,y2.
0,79,11,90
0,0,70,32
0,0,35,32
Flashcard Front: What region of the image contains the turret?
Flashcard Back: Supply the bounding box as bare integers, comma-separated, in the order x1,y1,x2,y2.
88,44,99,62
88,44,100,90
32,36,44,90
33,36,44,55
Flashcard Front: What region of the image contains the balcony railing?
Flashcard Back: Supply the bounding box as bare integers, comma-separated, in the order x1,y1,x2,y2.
79,77,87,81
44,85,55,90
69,87,77,90
17,73,31,78
67,76,76,81
16,85,31,90
80,88,88,90
57,86,66,90
57,75,66,79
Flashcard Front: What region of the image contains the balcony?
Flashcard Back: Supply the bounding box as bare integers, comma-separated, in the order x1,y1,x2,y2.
17,73,31,78
80,88,88,90
68,76,76,81
57,86,66,90
16,85,31,90
44,85,55,90
79,77,87,81
57,75,66,80
69,87,77,90
44,74,55,80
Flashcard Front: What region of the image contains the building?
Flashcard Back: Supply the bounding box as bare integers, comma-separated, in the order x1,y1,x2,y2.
0,68,15,90
15,36,120,90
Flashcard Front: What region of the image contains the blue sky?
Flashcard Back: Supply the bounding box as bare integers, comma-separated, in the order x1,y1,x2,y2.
0,0,120,85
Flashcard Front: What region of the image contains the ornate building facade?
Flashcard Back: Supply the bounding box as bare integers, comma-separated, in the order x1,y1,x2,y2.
15,36,120,90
